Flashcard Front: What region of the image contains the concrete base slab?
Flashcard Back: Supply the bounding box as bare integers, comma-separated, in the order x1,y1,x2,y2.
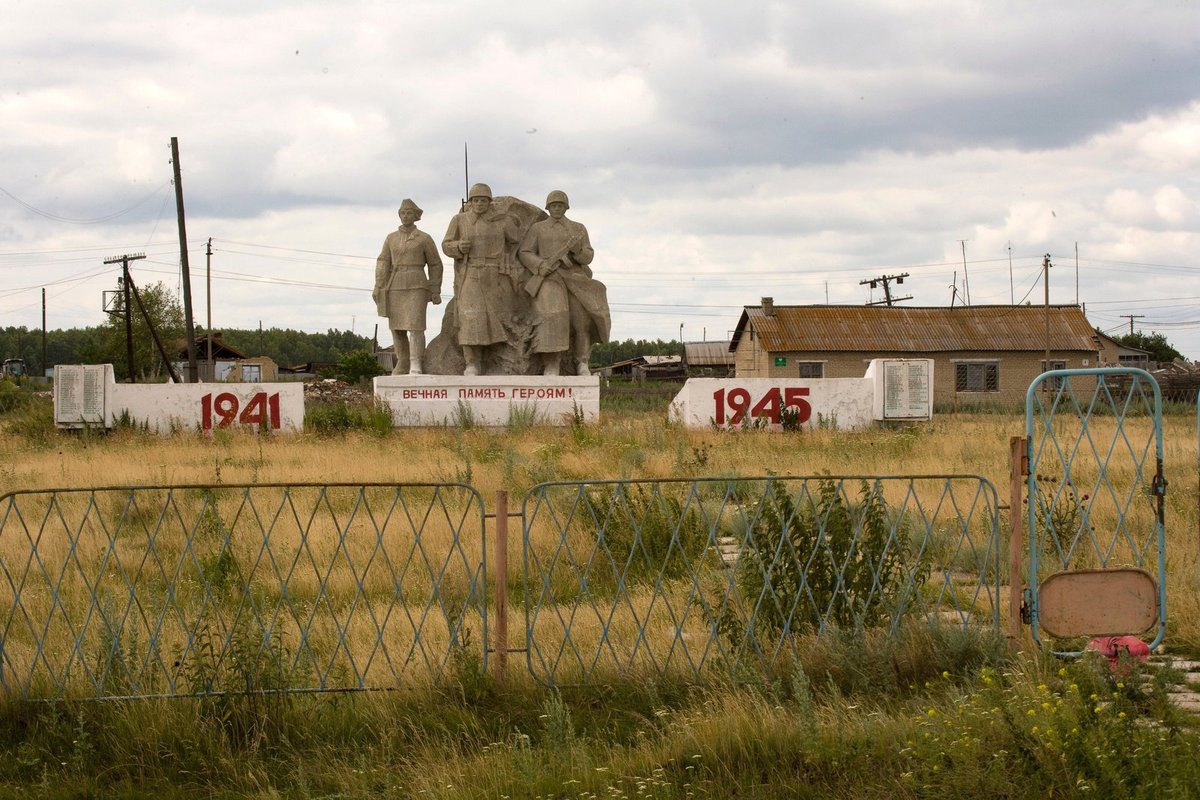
374,374,599,427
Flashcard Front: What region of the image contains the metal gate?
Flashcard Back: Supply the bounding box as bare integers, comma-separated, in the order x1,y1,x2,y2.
1024,368,1167,653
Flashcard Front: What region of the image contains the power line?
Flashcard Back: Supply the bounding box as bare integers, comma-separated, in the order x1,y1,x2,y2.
0,182,172,224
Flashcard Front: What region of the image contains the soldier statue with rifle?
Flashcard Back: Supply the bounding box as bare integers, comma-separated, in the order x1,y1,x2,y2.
517,190,610,376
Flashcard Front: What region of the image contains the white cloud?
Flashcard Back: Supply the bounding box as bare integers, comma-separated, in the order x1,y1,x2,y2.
2,0,1199,358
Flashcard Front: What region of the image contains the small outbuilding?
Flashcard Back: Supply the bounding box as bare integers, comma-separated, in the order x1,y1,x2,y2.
683,341,735,377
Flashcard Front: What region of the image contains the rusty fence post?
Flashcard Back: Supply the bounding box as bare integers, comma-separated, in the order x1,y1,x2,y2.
493,490,508,681
1009,435,1028,642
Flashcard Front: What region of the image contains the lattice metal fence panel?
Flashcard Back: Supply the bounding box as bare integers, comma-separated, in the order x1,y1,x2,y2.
1024,368,1167,649
520,475,1001,685
0,483,486,700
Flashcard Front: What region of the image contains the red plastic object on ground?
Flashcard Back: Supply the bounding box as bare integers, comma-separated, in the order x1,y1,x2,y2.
1086,636,1151,671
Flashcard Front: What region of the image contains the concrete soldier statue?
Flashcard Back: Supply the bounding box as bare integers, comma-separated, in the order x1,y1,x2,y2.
374,199,444,374
441,183,522,376
518,190,611,375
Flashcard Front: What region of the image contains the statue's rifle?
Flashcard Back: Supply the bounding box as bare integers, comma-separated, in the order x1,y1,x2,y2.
524,234,582,296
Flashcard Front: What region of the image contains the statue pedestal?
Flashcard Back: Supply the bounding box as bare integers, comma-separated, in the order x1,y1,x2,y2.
373,375,599,427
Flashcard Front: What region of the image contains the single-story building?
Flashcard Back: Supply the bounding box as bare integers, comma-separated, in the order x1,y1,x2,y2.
1094,331,1151,370
730,300,1102,406
683,341,735,377
175,333,248,382
224,355,279,383
597,355,685,381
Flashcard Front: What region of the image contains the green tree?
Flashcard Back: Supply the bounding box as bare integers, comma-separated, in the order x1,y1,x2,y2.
98,279,185,381
589,338,681,367
335,349,385,384
1113,330,1184,363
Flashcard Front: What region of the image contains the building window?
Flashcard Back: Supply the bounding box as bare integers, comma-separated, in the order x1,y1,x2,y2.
955,362,999,392
1118,354,1150,368
1040,359,1066,390
797,362,823,378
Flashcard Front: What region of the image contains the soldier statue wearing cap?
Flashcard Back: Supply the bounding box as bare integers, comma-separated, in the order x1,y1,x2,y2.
441,183,522,376
518,190,611,376
374,199,443,375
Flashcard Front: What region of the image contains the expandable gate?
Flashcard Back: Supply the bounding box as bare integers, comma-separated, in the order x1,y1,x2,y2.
1024,368,1167,654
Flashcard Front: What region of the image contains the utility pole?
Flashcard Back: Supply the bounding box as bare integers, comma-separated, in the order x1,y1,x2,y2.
860,273,912,307
105,253,147,382
680,322,687,369
1121,314,1145,335
1043,254,1052,372
41,288,47,378
1007,241,1014,305
170,137,198,383
206,237,214,381
958,240,971,305
1074,242,1079,306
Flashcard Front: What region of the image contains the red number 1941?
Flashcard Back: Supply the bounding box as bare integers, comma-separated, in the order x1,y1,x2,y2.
712,386,811,426
201,392,282,431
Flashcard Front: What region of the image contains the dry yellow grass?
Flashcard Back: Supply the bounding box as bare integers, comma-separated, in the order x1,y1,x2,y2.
1,409,1197,693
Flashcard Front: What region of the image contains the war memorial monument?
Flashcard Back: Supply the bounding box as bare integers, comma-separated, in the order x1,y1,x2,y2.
371,184,610,425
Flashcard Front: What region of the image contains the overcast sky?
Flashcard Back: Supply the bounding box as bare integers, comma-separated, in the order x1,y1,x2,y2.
3,1,1198,358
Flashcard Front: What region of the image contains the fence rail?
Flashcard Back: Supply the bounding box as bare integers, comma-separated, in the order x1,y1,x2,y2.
0,483,487,700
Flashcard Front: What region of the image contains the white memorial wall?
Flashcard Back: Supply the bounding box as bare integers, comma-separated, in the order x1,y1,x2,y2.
373,375,599,426
669,359,933,430
53,365,304,433
50,359,930,435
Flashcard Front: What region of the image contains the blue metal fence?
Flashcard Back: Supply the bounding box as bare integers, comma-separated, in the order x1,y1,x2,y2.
0,483,487,700
0,474,1011,699
519,475,1002,685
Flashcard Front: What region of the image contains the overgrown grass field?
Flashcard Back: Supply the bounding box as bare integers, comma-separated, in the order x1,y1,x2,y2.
0,384,1198,798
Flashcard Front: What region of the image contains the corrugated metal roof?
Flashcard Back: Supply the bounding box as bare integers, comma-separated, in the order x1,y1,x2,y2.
684,341,735,365
730,305,1098,353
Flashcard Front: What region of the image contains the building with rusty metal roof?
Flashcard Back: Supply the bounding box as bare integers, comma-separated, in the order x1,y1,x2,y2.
731,300,1102,406
683,341,735,376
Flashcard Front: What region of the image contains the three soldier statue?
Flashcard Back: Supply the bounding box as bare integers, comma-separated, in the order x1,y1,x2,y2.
374,184,610,377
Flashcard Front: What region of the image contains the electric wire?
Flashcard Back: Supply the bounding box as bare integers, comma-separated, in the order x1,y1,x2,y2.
0,182,172,224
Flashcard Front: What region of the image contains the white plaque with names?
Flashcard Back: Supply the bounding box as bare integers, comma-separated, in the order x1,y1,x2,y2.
54,364,114,427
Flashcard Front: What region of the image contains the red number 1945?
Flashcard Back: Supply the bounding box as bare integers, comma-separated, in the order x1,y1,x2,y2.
201,392,281,431
712,386,811,426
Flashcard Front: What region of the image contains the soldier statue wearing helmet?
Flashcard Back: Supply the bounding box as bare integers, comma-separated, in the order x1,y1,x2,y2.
518,189,611,375
373,198,443,374
441,182,522,375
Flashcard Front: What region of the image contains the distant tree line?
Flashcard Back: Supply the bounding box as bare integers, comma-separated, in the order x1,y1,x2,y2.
1,280,375,381
589,338,681,367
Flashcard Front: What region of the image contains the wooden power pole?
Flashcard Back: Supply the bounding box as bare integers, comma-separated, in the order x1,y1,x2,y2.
105,253,147,382
1043,254,1052,371
171,137,198,383
861,273,912,306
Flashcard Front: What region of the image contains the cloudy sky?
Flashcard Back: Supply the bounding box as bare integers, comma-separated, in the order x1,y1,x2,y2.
3,1,1199,358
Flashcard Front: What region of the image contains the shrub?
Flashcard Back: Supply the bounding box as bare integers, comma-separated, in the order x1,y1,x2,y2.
304,400,392,436
737,477,912,635
580,483,712,595
0,378,31,414
334,349,385,385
